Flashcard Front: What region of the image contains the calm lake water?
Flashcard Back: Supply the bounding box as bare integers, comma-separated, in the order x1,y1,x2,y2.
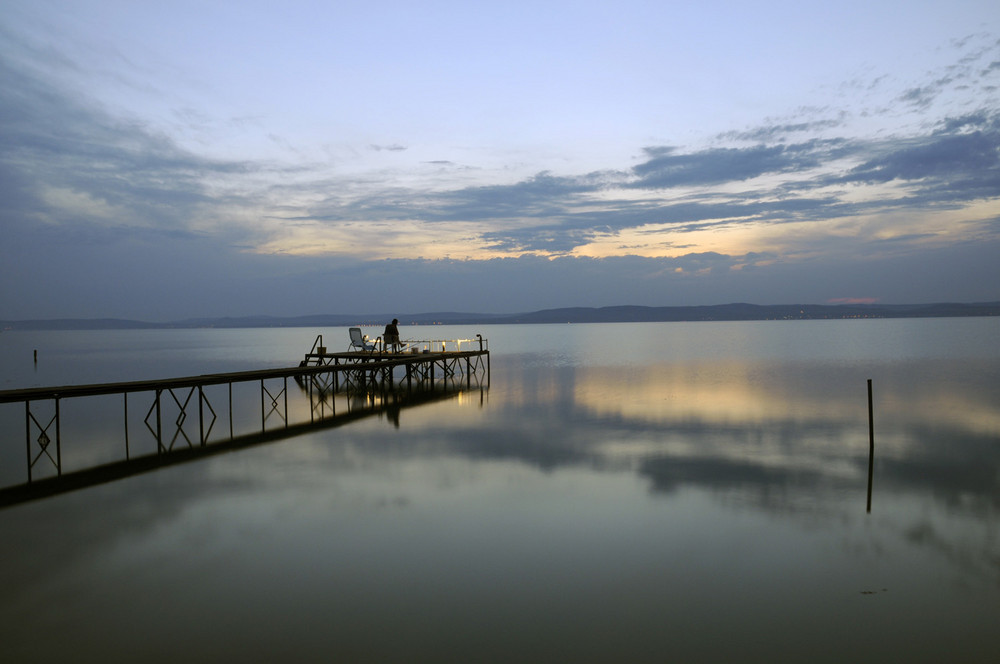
1,319,998,662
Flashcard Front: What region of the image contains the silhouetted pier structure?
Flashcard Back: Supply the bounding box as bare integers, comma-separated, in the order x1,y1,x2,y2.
299,333,490,386
0,336,489,506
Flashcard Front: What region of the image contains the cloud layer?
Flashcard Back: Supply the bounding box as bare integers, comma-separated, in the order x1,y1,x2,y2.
1,7,999,320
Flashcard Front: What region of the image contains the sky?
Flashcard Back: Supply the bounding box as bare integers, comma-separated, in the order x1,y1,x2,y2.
2,0,999,321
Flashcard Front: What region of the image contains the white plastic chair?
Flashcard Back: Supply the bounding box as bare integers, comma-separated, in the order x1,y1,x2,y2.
348,327,375,352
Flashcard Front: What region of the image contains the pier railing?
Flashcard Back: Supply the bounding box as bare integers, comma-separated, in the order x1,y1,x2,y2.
307,333,488,356
0,341,489,505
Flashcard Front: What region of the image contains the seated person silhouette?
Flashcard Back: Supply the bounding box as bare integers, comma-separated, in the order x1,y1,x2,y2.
383,318,404,352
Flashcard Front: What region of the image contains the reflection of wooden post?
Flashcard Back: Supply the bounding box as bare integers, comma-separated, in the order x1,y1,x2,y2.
867,379,874,513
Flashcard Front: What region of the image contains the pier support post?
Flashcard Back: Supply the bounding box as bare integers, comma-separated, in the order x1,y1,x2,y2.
24,402,30,482
155,390,163,454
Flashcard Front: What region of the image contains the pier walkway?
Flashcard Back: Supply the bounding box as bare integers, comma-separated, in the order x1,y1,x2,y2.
0,336,489,506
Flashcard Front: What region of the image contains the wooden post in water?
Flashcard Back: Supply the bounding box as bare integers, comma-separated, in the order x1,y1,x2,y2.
867,379,874,513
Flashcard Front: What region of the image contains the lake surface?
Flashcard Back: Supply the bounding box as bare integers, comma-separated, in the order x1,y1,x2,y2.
1,319,998,662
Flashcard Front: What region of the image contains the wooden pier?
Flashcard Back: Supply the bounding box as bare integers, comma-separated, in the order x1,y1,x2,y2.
298,333,490,389
0,336,489,507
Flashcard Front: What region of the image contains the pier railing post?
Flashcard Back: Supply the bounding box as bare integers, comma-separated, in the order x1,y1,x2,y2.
199,386,205,446
24,401,30,483
54,398,61,477
156,389,163,454
124,393,130,460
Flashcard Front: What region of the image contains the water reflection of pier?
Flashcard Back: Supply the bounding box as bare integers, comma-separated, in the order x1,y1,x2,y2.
0,344,489,507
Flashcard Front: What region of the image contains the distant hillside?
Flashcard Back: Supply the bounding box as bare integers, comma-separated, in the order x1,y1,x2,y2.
491,301,1000,323
3,302,998,330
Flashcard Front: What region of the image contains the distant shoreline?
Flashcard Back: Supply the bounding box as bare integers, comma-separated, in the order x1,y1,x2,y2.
3,301,999,331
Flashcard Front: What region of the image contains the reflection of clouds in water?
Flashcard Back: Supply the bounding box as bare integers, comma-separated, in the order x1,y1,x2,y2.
0,468,231,606
448,355,1000,586
518,357,1000,437
10,350,992,532
487,356,1000,498
862,493,1000,588
900,515,1000,585
488,356,1000,587
1,347,998,661
1,321,998,664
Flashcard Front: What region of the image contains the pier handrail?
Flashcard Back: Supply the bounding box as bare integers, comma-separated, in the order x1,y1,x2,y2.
350,336,488,356
308,334,324,355
0,364,347,402
395,337,487,353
